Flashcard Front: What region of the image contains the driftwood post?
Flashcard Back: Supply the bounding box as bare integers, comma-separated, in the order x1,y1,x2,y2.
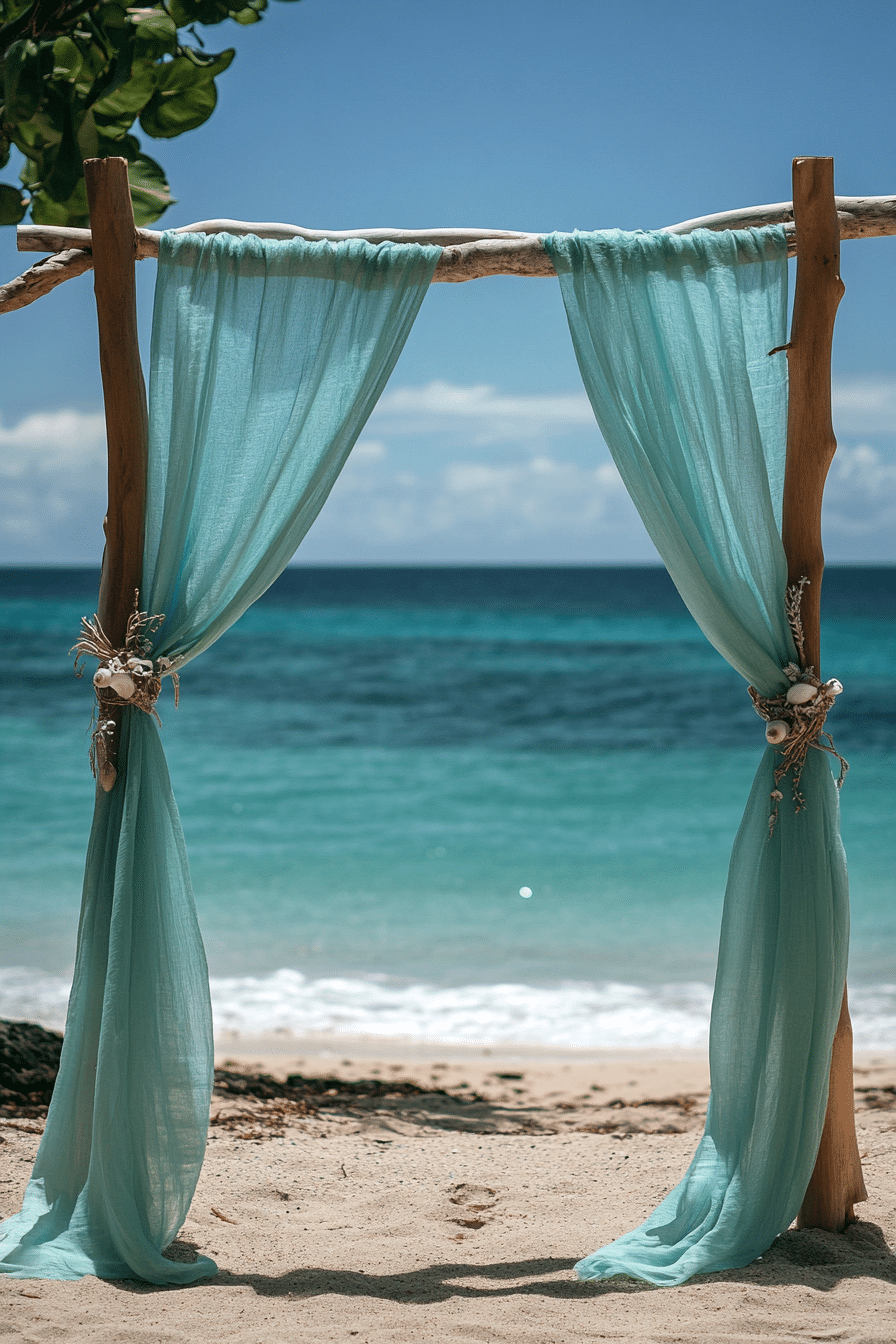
83,157,148,791
783,155,867,1231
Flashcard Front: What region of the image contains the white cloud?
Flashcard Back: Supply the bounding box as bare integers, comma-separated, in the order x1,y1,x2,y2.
0,409,107,476
303,449,651,560
832,376,896,436
372,380,596,444
3,388,894,565
823,442,896,539
350,438,388,463
0,409,107,556
374,376,896,446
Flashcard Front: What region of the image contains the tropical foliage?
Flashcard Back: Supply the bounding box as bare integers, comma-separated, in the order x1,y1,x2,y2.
0,0,301,226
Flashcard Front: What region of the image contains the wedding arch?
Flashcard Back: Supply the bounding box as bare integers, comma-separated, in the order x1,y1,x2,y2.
0,156,894,1285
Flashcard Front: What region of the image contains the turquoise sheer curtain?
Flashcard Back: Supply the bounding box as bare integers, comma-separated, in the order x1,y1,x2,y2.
544,226,849,1285
0,232,441,1283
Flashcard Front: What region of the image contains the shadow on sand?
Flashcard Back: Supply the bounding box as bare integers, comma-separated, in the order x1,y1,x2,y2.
114,1220,896,1300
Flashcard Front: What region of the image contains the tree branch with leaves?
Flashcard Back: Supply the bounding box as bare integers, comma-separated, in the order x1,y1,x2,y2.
0,0,302,227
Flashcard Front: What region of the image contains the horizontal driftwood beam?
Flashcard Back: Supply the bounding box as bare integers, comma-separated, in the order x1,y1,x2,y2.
0,246,95,312
3,195,894,312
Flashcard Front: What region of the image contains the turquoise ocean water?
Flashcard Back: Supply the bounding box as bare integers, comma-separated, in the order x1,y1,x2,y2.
1,566,893,1049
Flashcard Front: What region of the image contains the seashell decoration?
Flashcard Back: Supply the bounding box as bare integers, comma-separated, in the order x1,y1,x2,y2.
72,592,178,791
766,720,789,745
108,671,136,700
824,678,844,696
785,682,818,705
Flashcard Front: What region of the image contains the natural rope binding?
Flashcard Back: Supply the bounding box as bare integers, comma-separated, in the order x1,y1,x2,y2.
71,591,179,780
748,578,847,836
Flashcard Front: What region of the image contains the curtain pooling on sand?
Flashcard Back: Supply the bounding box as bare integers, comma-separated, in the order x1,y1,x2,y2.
0,233,441,1283
544,225,849,1285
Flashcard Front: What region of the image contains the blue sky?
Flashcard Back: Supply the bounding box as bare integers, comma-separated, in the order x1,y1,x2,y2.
2,0,894,563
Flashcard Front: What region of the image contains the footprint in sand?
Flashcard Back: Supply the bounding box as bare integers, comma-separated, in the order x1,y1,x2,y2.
448,1182,498,1230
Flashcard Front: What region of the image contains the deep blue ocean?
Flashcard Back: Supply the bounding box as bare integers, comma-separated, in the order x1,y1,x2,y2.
1,565,893,1050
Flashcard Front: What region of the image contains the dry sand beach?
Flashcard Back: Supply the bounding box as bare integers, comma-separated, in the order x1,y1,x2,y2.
1,1039,895,1344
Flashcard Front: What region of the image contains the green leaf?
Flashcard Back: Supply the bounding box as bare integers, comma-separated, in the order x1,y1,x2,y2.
30,175,90,228
41,99,83,202
18,152,40,188
132,10,177,60
128,149,174,224
3,39,42,121
81,27,133,108
95,2,130,31
92,59,156,119
0,127,10,169
51,35,83,82
95,129,141,160
76,105,98,159
166,0,231,26
0,181,28,225
0,1,37,26
9,101,63,155
73,29,116,97
232,6,262,24
139,51,232,138
180,45,234,75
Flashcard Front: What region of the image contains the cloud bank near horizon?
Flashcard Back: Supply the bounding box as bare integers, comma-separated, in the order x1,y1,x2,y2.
2,377,894,565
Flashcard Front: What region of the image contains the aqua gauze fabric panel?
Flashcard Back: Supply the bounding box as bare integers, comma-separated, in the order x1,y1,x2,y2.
143,233,442,668
0,234,441,1282
544,225,849,1284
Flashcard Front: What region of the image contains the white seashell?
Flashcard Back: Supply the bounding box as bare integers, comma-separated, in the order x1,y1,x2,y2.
824,678,843,696
93,667,113,688
109,671,136,699
126,657,154,674
786,682,817,705
766,720,789,744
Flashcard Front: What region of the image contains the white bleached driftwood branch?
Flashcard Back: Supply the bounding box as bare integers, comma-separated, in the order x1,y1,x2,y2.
3,195,894,313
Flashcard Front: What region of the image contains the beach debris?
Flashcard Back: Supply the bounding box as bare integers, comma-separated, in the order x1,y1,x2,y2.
748,578,847,835
0,1019,63,1114
211,1206,237,1224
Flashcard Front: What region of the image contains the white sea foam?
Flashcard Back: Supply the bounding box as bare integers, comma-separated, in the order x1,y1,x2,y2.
208,972,715,1048
1,966,894,1052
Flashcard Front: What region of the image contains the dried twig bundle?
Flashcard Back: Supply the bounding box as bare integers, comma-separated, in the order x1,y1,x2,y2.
71,591,179,778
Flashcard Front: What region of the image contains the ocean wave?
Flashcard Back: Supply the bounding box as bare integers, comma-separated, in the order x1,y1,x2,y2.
1,966,894,1052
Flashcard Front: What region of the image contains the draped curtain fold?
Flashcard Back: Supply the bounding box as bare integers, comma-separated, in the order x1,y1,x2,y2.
0,233,441,1284
543,225,849,1284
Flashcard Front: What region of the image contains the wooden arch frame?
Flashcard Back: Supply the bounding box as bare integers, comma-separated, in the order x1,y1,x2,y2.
3,153,894,1240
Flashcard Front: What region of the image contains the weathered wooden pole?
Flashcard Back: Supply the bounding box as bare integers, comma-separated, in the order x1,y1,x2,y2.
782,156,867,1231
83,157,148,791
